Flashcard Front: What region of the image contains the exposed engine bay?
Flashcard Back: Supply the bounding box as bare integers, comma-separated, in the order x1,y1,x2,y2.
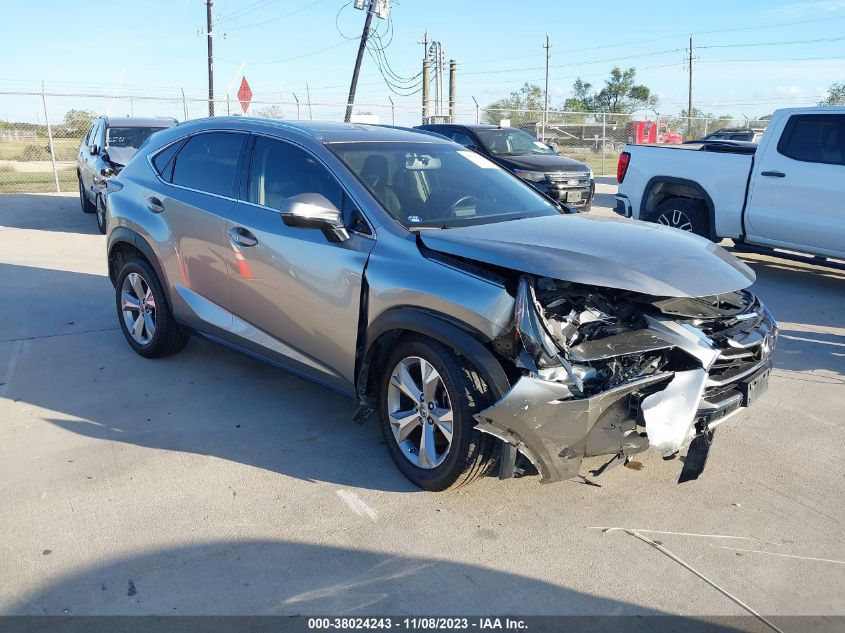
476,275,777,484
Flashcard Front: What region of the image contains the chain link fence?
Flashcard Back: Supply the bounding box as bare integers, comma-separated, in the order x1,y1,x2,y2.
0,88,771,193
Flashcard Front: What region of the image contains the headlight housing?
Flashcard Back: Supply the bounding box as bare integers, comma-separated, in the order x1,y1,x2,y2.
514,169,547,183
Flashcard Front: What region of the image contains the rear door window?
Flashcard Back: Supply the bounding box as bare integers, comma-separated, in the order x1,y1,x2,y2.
170,132,246,197
777,114,845,166
450,131,475,147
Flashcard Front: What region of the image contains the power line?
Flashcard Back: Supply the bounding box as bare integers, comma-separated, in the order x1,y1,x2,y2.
217,39,355,65
220,0,278,21
698,34,845,49
456,15,845,68
225,0,331,32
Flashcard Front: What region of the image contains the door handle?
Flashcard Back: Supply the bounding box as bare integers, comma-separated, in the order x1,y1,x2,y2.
761,170,785,178
145,196,165,213
228,227,258,247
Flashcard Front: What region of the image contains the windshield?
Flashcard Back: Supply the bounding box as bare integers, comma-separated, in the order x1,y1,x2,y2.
474,128,555,156
106,127,167,149
329,142,561,229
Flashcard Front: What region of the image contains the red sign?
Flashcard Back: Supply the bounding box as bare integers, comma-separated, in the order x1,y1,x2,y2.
237,77,253,113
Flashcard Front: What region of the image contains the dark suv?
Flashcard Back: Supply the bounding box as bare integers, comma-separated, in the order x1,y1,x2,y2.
416,124,594,211
78,116,177,233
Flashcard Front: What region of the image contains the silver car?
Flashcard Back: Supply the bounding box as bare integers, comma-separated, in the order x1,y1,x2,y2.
104,118,776,491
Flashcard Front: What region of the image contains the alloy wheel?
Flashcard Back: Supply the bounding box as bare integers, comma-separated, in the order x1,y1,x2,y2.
121,272,156,345
657,209,693,232
386,356,454,469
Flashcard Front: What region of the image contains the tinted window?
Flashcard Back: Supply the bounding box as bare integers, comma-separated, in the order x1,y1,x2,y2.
152,139,185,182
330,142,561,228
171,132,245,197
474,128,554,156
450,131,475,147
247,137,343,211
778,115,845,166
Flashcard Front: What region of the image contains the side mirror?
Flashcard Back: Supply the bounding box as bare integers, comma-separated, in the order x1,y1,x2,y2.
88,144,99,155
466,144,481,152
280,193,349,243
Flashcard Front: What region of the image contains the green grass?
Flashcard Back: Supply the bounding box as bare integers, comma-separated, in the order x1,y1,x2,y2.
0,170,77,194
0,137,80,161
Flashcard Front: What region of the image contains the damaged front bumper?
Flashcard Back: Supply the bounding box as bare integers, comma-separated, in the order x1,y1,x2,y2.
475,278,777,483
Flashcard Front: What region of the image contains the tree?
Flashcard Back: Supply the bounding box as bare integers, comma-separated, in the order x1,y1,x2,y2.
819,82,845,105
565,68,657,114
483,83,544,126
254,105,284,119
62,109,96,136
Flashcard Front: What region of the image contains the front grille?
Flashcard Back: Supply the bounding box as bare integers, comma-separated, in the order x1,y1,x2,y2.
546,171,591,186
698,292,776,398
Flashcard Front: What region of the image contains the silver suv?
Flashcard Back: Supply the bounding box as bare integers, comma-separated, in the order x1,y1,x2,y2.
104,118,777,490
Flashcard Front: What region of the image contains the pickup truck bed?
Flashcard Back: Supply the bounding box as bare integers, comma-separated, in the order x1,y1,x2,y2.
614,107,845,260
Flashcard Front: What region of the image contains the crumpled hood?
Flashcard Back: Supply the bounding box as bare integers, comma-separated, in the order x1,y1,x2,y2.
103,146,138,167
419,214,755,297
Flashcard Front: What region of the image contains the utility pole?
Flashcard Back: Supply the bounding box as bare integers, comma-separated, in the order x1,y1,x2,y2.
422,56,430,123
448,60,456,123
420,32,429,123
206,0,215,116
543,34,551,142
344,2,375,122
687,35,694,137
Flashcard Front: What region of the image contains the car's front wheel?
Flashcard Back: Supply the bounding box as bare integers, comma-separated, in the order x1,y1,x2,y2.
379,337,496,491
78,175,95,213
95,194,107,234
115,258,189,358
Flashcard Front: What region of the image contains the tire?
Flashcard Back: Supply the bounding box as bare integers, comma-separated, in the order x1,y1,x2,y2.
653,197,709,238
379,336,496,491
79,175,95,213
115,257,189,358
95,193,107,234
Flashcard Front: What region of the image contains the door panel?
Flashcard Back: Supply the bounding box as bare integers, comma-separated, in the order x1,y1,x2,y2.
225,137,374,392
157,131,247,329
746,114,845,257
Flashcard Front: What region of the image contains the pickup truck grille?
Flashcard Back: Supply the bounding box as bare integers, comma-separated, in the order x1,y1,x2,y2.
546,171,591,185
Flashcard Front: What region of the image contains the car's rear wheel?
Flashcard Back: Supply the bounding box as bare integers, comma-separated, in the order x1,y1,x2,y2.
653,198,709,238
115,258,189,358
78,175,95,213
95,194,107,234
379,337,496,491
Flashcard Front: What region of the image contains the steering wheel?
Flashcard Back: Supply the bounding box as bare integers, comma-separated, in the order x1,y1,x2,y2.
448,195,477,215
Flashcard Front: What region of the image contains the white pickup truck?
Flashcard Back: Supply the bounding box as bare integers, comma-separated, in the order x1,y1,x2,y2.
614,107,845,260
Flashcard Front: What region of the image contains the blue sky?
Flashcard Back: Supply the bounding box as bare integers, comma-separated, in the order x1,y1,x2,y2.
1,0,844,121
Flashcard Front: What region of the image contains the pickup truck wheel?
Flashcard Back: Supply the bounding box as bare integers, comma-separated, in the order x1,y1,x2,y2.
379,337,495,491
653,198,709,238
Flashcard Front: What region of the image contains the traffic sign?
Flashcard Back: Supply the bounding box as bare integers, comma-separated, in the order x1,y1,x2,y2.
237,77,253,113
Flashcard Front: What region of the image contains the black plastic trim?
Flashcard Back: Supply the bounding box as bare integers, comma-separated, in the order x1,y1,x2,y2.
107,227,173,312
641,175,718,241
362,307,512,400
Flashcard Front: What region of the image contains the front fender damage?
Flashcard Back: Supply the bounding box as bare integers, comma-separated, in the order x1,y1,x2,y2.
474,276,776,483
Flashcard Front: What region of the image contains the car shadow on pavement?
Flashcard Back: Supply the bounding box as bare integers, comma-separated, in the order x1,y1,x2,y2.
2,243,842,494
0,263,419,493
7,538,750,628
0,194,101,235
